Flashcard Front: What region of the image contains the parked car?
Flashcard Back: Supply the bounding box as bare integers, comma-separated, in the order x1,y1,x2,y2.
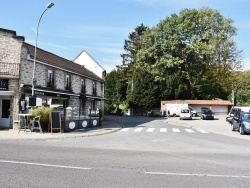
231,111,250,135
179,109,192,120
226,116,233,124
229,107,241,117
148,110,162,117
200,108,214,120
188,106,197,117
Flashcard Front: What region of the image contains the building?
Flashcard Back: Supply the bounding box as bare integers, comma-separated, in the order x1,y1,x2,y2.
161,99,233,115
0,28,105,130
74,50,106,80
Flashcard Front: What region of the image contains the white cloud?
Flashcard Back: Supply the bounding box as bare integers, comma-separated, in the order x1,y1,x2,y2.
98,47,124,55
101,57,122,73
59,25,132,39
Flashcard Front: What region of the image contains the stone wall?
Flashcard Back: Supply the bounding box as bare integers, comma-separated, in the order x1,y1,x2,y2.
0,30,23,64
0,29,24,129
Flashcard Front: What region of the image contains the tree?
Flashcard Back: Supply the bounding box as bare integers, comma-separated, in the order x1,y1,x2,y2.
121,24,149,66
126,68,161,108
136,7,242,99
234,71,250,106
104,70,127,113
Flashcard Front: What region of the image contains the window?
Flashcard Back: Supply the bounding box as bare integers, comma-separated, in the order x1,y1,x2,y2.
92,81,96,95
101,83,104,91
47,70,55,88
81,79,85,93
65,75,71,90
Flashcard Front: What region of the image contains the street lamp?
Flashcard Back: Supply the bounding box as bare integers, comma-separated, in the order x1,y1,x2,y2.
31,2,54,97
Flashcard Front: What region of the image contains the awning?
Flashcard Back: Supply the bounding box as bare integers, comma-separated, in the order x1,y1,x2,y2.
34,88,80,99
80,93,105,101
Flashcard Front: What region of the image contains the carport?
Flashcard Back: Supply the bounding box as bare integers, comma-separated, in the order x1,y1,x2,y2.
161,99,233,115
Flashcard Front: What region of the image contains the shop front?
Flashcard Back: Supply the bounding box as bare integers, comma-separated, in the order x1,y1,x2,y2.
0,79,15,129
21,85,104,132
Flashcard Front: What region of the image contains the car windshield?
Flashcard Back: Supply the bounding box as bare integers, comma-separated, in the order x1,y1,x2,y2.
242,113,250,120
204,109,212,113
181,109,189,113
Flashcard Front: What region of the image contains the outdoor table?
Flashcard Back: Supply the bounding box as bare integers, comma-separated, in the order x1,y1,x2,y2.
18,114,32,133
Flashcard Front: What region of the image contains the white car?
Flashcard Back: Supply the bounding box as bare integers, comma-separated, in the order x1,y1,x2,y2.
179,109,192,120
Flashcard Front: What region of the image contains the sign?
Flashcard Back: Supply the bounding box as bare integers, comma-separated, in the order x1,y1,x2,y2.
49,112,62,133
29,96,37,106
0,79,8,91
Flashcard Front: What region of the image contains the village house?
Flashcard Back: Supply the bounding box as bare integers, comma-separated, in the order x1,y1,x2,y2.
0,28,105,131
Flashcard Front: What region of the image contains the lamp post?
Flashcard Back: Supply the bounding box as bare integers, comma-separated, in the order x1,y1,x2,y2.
31,2,54,97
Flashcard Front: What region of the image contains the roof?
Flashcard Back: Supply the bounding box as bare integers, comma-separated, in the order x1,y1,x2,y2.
23,42,103,82
162,99,233,106
0,28,25,40
74,50,105,71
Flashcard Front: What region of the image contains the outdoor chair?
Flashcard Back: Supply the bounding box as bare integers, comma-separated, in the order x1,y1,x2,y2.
30,116,42,133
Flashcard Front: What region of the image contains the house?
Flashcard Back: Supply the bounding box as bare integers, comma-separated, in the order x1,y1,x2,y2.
74,50,106,80
161,99,233,115
0,28,105,130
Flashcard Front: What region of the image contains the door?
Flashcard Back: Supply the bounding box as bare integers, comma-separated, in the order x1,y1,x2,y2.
0,99,10,128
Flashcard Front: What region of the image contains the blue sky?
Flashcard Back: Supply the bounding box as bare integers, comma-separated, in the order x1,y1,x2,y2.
1,0,250,73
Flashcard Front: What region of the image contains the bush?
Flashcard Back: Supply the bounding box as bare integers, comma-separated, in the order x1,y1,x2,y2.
29,106,52,131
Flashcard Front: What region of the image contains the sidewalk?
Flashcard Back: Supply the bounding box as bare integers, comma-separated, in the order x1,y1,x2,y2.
0,117,122,140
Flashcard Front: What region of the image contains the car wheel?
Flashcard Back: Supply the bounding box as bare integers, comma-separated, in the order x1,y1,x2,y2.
179,117,181,120
240,126,244,135
231,124,235,131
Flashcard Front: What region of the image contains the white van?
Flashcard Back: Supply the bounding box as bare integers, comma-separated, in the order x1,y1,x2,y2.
179,109,192,120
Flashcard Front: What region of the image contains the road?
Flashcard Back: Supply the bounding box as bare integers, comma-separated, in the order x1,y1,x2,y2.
0,116,250,187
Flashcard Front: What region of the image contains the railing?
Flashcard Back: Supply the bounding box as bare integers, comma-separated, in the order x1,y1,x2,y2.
0,62,19,77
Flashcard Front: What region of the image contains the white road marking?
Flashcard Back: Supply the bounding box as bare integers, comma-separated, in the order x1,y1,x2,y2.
134,127,143,132
146,128,155,132
145,171,250,178
198,130,209,133
160,128,167,132
0,160,91,170
121,128,130,132
185,129,195,133
172,128,180,132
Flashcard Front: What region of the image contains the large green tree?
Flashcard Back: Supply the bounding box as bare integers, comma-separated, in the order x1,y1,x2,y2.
136,7,242,99
104,70,127,113
126,68,161,108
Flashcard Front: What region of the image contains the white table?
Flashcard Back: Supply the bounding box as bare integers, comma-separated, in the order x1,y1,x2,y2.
18,114,32,133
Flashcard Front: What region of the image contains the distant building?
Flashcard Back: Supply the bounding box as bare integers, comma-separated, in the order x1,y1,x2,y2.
74,50,106,80
161,99,233,115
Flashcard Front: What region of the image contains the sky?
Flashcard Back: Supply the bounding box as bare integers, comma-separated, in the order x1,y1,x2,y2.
1,0,250,73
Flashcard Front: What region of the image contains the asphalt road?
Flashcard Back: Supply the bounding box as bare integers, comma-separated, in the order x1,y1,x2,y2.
0,116,250,187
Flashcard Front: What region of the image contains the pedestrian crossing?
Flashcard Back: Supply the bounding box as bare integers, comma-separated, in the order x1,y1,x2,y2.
120,127,209,133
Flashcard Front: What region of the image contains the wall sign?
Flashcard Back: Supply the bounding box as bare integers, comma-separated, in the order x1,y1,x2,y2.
0,79,8,91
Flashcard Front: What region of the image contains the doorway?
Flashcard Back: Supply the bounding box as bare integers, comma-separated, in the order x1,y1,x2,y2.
0,99,10,128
